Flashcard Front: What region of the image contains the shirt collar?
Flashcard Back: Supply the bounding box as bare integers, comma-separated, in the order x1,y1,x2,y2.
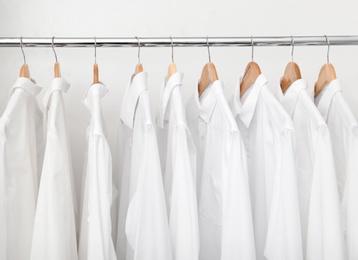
281,79,307,117
82,82,109,111
315,79,342,121
156,72,183,128
9,77,42,99
194,80,223,123
231,73,267,128
42,77,70,109
120,72,148,129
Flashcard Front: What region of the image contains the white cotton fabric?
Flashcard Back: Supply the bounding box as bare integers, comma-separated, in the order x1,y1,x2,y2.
315,79,358,260
0,77,44,260
156,72,200,260
186,80,256,260
115,72,172,260
276,79,345,260
78,83,116,260
230,74,303,260
30,78,78,260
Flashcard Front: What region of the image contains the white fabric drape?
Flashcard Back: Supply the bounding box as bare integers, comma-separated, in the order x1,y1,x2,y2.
30,78,78,260
0,77,44,260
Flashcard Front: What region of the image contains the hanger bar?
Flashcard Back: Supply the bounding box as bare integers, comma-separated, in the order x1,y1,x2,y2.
1,36,358,48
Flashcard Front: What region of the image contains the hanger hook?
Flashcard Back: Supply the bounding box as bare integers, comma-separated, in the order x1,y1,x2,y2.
206,36,211,63
291,35,295,62
325,35,330,63
251,36,254,62
20,36,26,64
170,36,174,63
51,37,58,63
135,36,141,64
94,36,97,64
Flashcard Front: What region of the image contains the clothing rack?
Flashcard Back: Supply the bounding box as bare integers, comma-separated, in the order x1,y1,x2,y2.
1,35,358,48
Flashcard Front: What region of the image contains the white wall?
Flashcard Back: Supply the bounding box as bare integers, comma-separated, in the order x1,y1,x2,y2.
1,0,358,201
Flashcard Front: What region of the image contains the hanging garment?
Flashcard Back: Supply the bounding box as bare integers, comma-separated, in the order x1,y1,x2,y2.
0,77,44,260
115,72,172,260
230,74,303,260
30,78,78,260
315,79,358,260
156,72,200,260
276,79,345,260
78,83,116,260
186,80,256,260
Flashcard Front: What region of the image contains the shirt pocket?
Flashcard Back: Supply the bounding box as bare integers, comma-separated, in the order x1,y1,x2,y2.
199,171,222,225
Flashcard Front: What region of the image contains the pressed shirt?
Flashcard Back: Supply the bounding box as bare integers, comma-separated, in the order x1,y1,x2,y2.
230,74,303,260
315,79,358,260
115,72,172,260
156,72,200,260
30,78,78,260
78,83,116,260
0,77,44,260
278,79,345,260
186,80,256,260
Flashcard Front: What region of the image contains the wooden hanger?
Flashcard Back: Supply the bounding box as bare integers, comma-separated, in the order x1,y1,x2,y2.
134,37,144,75
51,37,61,78
314,36,337,97
19,37,30,78
240,36,261,97
93,37,99,83
280,37,301,93
240,61,261,97
198,62,218,96
280,62,301,93
167,37,177,79
198,38,218,96
314,63,336,97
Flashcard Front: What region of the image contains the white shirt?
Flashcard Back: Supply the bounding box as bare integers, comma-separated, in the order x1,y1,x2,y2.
315,79,358,260
186,80,256,260
156,72,200,260
278,79,345,260
30,78,78,260
115,72,172,260
230,74,303,260
78,83,116,260
0,77,44,260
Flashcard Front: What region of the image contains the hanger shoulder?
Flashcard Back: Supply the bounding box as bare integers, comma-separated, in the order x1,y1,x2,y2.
19,64,30,78
167,62,177,80
280,61,302,93
54,62,61,78
198,62,218,96
135,63,143,75
93,63,99,84
240,61,261,96
314,63,336,97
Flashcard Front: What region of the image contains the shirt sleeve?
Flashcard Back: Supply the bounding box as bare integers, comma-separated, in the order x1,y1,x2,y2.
168,123,199,260
0,118,7,260
345,126,358,259
305,125,345,260
221,131,256,260
125,124,172,260
265,129,303,260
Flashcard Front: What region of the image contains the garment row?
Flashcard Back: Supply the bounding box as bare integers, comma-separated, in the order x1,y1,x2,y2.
0,70,357,260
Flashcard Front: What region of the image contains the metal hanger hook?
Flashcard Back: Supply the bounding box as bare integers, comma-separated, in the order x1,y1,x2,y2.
251,36,254,62
206,36,211,63
135,36,141,64
51,37,58,63
20,36,26,64
325,35,330,63
170,36,174,63
94,36,97,64
291,36,295,62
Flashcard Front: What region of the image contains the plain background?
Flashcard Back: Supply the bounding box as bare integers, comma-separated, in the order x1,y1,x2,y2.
1,0,358,202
